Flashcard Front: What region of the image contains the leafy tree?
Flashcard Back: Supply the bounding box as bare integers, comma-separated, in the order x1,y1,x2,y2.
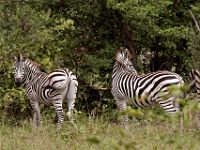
108,0,200,74
0,0,200,122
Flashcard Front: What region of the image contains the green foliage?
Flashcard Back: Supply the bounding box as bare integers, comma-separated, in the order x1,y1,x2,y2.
0,0,119,120
0,0,200,122
187,3,200,70
108,0,199,73
188,29,200,70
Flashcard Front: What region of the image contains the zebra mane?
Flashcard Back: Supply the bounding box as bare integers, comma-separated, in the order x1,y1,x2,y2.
23,57,42,71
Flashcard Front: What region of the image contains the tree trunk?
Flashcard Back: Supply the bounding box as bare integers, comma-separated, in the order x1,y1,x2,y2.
97,0,137,67
121,23,137,68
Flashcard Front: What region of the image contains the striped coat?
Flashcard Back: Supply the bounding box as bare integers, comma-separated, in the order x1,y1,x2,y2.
13,54,78,131
111,48,184,129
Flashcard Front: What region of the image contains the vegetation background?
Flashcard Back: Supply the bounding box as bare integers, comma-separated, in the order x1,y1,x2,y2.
1,0,200,149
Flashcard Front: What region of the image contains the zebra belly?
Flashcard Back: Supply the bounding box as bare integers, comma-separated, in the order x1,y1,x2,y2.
33,88,65,106
128,93,155,108
40,88,67,105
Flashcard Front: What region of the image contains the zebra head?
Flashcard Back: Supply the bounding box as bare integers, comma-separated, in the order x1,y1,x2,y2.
115,48,137,73
12,54,27,87
115,48,136,71
115,48,132,64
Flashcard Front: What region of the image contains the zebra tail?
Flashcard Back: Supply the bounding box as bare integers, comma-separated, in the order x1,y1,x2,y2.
66,77,78,101
65,75,78,120
62,68,78,100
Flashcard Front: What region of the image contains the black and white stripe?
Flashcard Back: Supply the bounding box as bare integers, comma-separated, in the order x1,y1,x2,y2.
111,48,184,129
190,69,200,101
12,54,78,131
190,69,200,127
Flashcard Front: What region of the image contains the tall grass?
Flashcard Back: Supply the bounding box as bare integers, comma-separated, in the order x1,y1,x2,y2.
0,112,200,150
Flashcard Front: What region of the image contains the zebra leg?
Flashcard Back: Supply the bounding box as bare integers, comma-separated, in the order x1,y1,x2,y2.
158,97,180,113
53,101,64,132
197,95,200,128
30,101,42,127
196,95,200,128
197,112,200,129
115,99,129,130
158,97,184,131
66,80,78,121
66,98,75,121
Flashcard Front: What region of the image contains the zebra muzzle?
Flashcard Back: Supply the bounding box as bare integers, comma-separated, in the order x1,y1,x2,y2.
15,78,21,87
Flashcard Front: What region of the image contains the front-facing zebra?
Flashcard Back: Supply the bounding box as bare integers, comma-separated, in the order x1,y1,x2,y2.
12,54,78,131
111,48,184,129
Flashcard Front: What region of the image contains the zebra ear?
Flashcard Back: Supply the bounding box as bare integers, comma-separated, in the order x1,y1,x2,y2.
12,55,18,62
20,53,26,61
124,48,133,60
128,51,133,60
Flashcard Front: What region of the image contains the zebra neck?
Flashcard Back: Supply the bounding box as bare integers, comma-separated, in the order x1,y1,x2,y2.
113,62,137,74
22,65,42,87
112,62,121,77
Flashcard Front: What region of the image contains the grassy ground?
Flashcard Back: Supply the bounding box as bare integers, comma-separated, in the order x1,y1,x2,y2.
0,113,200,150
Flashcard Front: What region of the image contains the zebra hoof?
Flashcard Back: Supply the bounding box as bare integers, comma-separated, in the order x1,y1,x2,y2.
66,111,72,120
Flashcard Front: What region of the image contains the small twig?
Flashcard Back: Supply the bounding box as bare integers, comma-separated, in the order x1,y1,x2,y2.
189,10,200,33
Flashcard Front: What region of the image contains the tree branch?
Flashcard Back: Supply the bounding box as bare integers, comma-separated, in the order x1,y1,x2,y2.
189,10,200,33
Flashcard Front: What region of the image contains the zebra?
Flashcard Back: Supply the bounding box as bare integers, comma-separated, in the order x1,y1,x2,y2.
190,69,200,128
111,48,184,129
12,54,78,131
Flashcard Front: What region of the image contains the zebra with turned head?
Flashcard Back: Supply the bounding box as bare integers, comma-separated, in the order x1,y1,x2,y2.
111,48,184,129
12,54,78,131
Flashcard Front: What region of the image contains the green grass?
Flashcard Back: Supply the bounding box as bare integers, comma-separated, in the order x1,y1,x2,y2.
0,113,200,150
